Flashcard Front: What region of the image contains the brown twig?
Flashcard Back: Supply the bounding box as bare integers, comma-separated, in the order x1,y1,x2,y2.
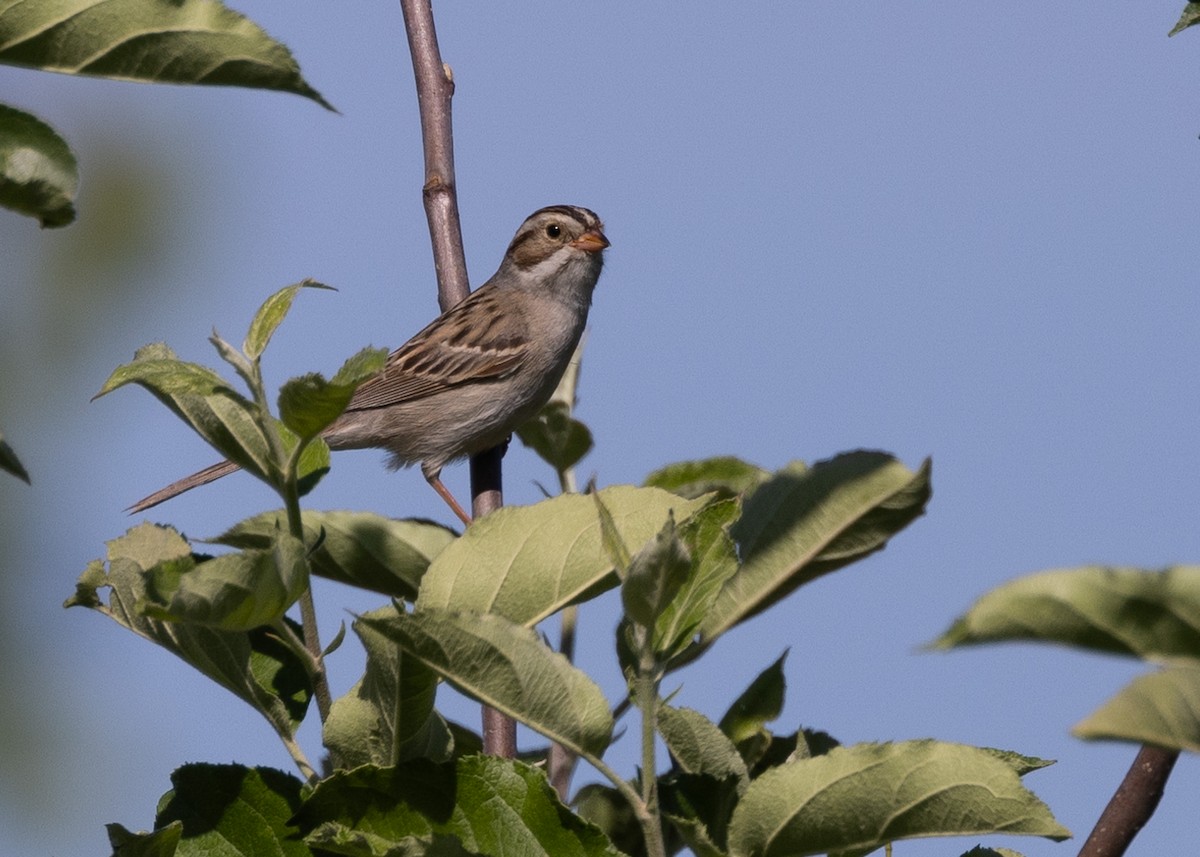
1078,744,1179,857
398,0,515,759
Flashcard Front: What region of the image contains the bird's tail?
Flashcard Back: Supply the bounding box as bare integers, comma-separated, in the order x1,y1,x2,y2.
127,459,242,514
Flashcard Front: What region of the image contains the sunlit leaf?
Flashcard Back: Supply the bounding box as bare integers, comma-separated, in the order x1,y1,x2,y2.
244,279,334,359
645,456,770,501
727,740,1068,857
701,452,931,644
417,486,711,626
213,509,453,600
1074,664,1200,752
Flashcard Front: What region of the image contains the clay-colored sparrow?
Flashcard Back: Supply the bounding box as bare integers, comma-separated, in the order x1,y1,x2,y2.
130,205,609,524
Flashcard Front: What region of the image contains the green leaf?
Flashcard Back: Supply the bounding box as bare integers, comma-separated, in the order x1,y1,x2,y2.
66,523,312,734
279,346,388,441
622,513,691,635
295,757,623,857
213,509,454,600
96,344,278,483
106,821,182,857
726,741,1069,857
516,401,594,473
417,485,712,626
700,452,932,644
324,608,451,770
360,609,614,758
930,566,1200,663
141,531,309,631
656,499,742,666
244,279,334,359
154,764,309,856
0,428,30,483
645,456,770,501
0,0,332,109
1074,664,1200,752
1170,2,1200,35
719,653,787,746
658,706,749,788
0,102,77,226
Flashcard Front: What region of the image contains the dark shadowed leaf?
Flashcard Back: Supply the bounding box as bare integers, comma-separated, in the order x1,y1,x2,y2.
719,653,787,746
295,757,622,857
516,401,594,473
0,102,77,226
0,0,332,109
155,764,308,856
0,428,30,483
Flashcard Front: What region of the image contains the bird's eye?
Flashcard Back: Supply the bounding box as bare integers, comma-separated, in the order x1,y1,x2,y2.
545,223,562,239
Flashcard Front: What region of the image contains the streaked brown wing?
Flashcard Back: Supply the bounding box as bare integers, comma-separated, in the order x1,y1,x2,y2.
345,288,529,411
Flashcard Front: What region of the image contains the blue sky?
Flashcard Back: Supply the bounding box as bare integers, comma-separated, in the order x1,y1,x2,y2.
3,4,1200,855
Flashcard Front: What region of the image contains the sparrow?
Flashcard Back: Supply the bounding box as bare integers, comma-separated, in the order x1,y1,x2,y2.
130,205,608,524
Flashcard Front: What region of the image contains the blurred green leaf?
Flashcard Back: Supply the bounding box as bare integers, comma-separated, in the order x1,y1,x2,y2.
66,523,312,734
727,741,1068,857
0,0,333,109
295,757,622,857
0,429,30,483
213,509,454,600
361,608,614,758
155,764,308,856
700,452,931,644
645,456,770,501
931,566,1200,663
1074,664,1200,752
0,102,77,227
417,486,711,626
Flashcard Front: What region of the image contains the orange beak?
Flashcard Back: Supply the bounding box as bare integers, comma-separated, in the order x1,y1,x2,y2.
571,229,610,253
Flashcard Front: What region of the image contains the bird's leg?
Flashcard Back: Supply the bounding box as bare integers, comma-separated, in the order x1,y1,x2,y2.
427,473,473,526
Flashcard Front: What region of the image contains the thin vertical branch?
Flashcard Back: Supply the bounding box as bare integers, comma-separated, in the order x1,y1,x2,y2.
398,0,468,310
399,0,514,757
1078,744,1179,857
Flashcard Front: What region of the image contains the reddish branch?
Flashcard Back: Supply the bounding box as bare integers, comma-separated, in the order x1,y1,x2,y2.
398,0,513,756
1078,744,1179,857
